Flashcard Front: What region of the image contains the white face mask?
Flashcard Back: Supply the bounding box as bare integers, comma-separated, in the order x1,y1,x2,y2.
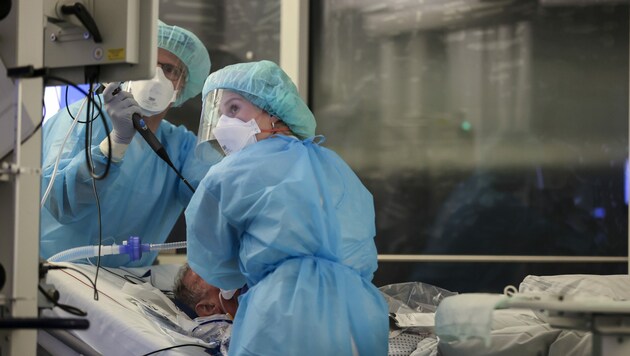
212,114,261,156
127,67,178,116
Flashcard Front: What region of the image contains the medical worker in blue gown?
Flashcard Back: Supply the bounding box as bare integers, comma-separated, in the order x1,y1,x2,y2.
40,21,220,267
186,60,389,355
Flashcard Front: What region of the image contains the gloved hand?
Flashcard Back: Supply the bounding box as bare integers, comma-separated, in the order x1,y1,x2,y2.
103,82,142,145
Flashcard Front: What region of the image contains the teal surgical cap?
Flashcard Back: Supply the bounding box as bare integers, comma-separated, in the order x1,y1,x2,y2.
202,60,316,139
158,20,210,107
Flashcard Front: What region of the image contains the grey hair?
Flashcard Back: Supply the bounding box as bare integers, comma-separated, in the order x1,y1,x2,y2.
173,263,203,311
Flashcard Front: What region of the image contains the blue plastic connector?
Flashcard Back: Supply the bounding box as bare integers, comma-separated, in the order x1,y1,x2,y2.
120,236,146,261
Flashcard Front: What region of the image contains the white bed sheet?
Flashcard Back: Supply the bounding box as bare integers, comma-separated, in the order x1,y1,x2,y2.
433,274,630,356
41,263,213,356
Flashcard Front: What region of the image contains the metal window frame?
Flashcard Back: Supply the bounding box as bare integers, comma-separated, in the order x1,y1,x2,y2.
280,0,309,102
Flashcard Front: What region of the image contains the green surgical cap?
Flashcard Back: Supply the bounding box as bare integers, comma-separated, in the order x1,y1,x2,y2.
202,60,316,139
158,20,210,107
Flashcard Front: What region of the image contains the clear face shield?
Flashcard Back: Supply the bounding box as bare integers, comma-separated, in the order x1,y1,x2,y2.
196,89,264,157
196,89,225,160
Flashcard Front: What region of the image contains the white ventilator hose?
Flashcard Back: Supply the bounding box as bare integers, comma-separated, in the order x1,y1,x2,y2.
48,240,187,263
40,97,88,208
48,244,122,263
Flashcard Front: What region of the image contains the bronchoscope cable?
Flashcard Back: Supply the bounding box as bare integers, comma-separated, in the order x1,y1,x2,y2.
131,113,195,193
110,84,195,193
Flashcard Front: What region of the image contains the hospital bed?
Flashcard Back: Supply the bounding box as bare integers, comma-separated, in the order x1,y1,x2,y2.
40,262,451,356
40,262,623,356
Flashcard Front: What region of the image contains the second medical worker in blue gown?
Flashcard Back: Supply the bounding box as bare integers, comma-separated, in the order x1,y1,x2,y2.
187,60,389,355
40,21,219,267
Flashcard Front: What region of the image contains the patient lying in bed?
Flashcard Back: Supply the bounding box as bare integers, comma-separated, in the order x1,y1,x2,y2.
42,261,609,356
171,262,453,356
173,263,241,319
170,263,247,355
172,263,448,356
174,269,619,356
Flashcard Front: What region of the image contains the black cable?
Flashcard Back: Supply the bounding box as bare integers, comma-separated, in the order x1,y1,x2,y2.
64,85,102,124
100,266,175,297
38,285,87,317
40,263,100,315
47,74,105,301
96,92,103,116
60,2,102,43
10,68,111,305
122,273,146,285
85,78,103,302
169,161,195,193
44,264,97,290
109,85,196,193
64,85,73,121
90,177,102,302
100,266,146,285
46,76,193,299
44,74,112,302
45,75,112,181
131,114,195,193
99,266,132,283
140,343,216,356
83,80,109,180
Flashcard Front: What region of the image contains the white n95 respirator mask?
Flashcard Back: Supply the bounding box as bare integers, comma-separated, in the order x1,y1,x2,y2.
212,115,261,156
127,67,178,116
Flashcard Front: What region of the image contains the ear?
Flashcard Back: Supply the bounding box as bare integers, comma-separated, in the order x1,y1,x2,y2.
195,301,211,317
269,115,282,129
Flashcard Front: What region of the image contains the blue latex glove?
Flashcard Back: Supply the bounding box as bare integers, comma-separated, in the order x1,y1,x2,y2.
103,82,141,145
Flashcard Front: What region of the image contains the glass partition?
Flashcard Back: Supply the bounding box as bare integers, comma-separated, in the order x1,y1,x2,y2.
161,0,281,243
160,0,281,130
310,0,628,291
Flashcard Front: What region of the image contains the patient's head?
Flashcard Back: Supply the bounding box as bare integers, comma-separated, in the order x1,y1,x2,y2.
173,263,239,318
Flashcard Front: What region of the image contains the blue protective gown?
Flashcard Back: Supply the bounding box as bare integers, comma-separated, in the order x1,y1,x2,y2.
186,135,389,356
41,96,219,266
